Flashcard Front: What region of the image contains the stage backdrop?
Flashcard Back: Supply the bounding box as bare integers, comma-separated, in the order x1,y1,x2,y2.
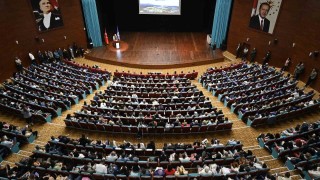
249,0,282,34
30,0,64,32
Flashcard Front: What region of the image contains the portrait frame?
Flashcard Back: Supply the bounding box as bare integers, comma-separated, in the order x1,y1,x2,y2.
248,0,283,34
30,0,64,32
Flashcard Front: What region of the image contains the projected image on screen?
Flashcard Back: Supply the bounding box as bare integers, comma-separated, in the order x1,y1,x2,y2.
139,0,181,15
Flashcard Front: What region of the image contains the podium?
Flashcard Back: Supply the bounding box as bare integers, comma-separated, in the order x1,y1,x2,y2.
115,42,120,49
113,41,120,49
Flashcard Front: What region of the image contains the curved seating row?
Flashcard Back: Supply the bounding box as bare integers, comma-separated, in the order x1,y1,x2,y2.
64,120,232,134
0,100,51,122
66,70,228,133
0,91,61,118
15,164,269,180
63,60,110,75
114,71,198,80
200,62,320,127
47,140,243,156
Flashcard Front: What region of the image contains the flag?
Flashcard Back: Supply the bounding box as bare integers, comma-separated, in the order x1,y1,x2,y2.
104,29,109,45
50,0,59,11
116,26,120,41
251,0,258,17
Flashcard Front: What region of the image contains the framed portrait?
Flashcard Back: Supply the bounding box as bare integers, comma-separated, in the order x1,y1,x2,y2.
30,0,64,32
249,0,282,34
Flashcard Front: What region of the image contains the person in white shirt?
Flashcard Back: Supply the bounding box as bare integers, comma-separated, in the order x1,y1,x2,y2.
242,47,249,60
106,151,118,161
308,167,320,179
15,57,23,71
199,166,212,176
93,162,108,174
276,172,292,180
28,52,37,65
100,101,107,108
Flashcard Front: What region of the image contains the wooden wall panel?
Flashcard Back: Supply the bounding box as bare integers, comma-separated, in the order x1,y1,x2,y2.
0,0,87,82
227,0,320,91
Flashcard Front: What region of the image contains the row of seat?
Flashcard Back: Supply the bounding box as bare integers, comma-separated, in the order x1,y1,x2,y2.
114,71,198,80
23,67,92,95
4,84,70,110
248,103,320,127
0,99,52,123
47,140,243,156
10,78,78,105
33,64,100,91
0,91,61,118
15,165,269,180
258,127,320,149
63,60,111,75
64,120,233,134
239,93,314,121
43,61,108,85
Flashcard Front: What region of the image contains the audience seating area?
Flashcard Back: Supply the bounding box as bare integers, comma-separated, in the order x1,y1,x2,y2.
257,121,320,180
0,121,38,162
0,61,110,123
200,62,320,127
64,71,233,134
114,70,198,80
1,50,320,180
1,135,271,179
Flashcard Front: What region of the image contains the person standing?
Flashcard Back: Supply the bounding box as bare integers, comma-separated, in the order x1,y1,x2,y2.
262,50,271,65
250,48,257,63
15,57,23,72
242,47,249,61
37,50,45,63
281,58,291,72
68,45,75,59
58,48,64,61
235,43,242,59
294,62,305,80
305,68,318,87
22,105,33,125
28,51,37,65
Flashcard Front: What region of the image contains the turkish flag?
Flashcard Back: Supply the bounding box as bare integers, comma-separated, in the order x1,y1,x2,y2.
251,0,258,17
104,29,109,45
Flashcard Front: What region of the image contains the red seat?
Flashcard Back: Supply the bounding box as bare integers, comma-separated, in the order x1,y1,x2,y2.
104,125,113,132
182,126,190,134
113,125,122,133
131,126,139,134
92,173,105,180
64,119,73,127
87,122,97,130
199,125,208,133
157,126,165,134
141,176,152,180
159,161,169,168
190,126,200,133
95,123,105,131
121,125,131,133
71,121,82,128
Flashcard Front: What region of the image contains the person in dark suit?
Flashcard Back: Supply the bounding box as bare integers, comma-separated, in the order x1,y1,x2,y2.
249,2,270,33
36,0,63,32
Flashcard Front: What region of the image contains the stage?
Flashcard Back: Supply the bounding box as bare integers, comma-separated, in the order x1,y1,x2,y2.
85,32,224,69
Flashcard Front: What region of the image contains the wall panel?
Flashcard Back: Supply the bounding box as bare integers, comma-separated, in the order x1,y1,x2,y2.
227,0,320,91
0,0,87,82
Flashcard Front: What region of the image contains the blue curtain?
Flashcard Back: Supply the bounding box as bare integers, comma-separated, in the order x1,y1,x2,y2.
211,0,232,48
81,0,102,47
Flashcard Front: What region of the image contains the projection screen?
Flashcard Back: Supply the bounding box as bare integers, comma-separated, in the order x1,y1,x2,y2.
139,0,181,15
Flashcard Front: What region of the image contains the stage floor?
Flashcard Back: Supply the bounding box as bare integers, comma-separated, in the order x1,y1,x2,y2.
85,32,224,68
